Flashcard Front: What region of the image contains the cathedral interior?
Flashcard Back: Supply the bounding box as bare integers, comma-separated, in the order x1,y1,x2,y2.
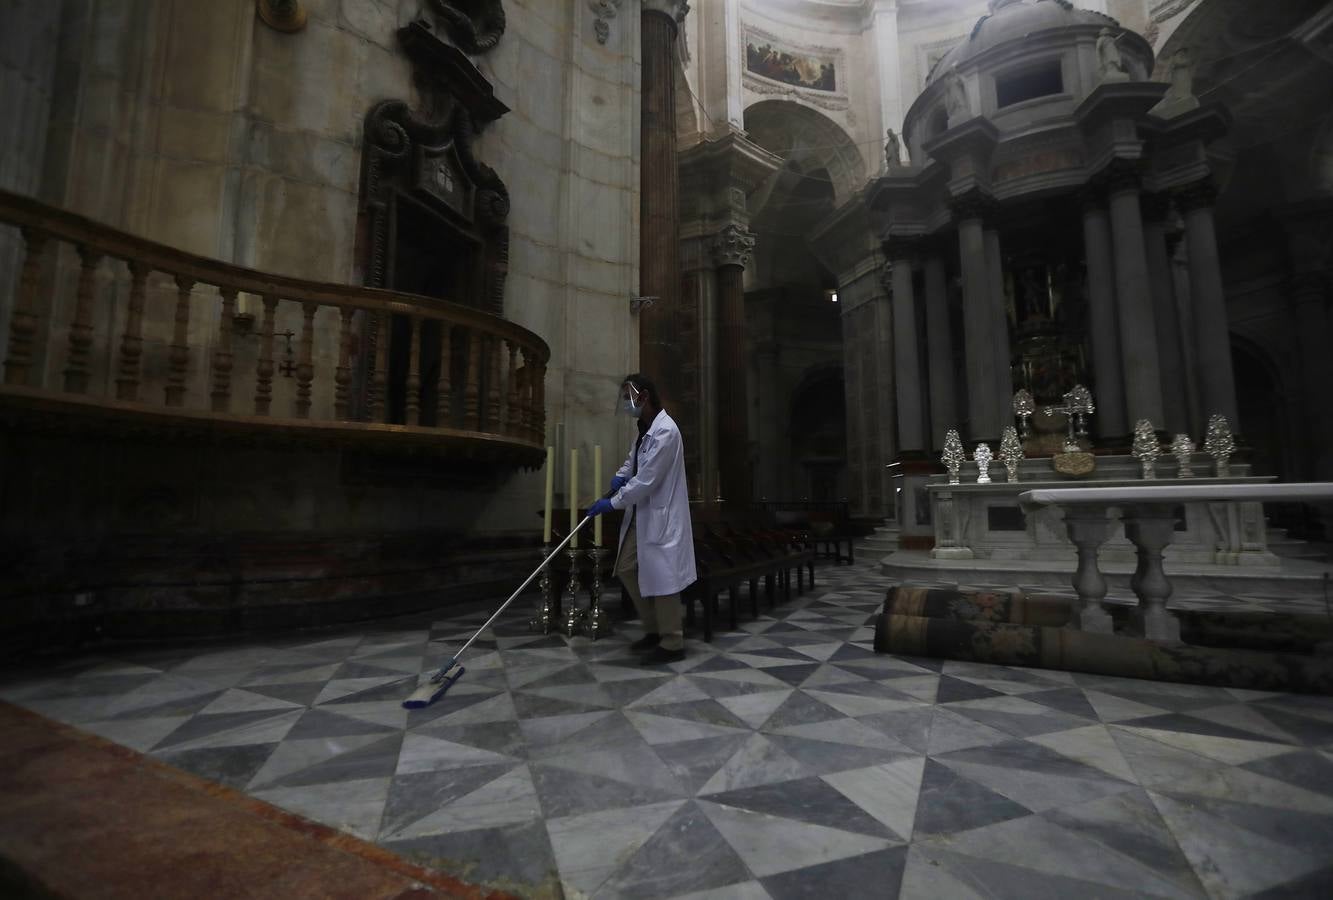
2,0,1333,897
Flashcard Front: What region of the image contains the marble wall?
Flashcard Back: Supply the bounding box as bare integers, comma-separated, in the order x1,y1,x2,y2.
0,0,643,537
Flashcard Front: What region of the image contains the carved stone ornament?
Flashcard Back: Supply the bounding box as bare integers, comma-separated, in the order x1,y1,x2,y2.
1131,419,1161,479
973,442,993,484
1204,414,1235,477
587,0,624,44
256,0,307,33
942,429,965,485
709,224,756,269
642,0,690,27
426,0,507,54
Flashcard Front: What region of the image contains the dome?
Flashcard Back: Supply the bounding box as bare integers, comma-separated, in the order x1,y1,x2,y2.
925,0,1121,84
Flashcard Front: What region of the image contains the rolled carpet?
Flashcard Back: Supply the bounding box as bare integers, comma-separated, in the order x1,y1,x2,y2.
873,611,1333,695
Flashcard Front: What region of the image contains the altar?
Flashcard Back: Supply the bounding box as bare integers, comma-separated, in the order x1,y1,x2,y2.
927,454,1278,569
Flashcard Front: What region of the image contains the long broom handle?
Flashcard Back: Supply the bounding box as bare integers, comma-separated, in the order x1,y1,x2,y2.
450,515,595,661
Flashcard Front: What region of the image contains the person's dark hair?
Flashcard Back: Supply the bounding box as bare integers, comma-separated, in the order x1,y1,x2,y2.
623,373,661,410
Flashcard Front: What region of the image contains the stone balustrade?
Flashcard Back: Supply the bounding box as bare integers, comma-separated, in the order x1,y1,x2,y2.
0,189,548,464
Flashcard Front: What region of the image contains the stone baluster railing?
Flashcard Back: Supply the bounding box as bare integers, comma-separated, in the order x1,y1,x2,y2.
0,189,548,461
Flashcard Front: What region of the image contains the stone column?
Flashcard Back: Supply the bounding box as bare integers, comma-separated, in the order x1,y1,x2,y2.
711,224,756,504
639,1,690,409
1107,164,1165,427
924,252,957,445
983,227,1013,426
1176,179,1238,428
886,240,924,452
1289,272,1333,479
756,336,782,501
1081,192,1128,438
1143,194,1189,435
950,193,1002,440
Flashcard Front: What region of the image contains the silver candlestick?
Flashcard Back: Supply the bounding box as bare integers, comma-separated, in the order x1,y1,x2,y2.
1012,390,1035,441
973,442,993,484
1132,419,1161,479
580,547,612,640
1170,434,1195,478
530,545,555,633
1204,414,1235,477
560,544,584,636
942,429,965,485
999,427,1023,483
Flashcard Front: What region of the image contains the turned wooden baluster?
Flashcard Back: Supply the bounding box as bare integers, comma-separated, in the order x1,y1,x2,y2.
534,358,547,443
210,286,238,412
370,311,390,422
520,348,537,442
254,294,278,415
436,322,453,427
405,316,422,425
334,307,354,419
164,275,194,406
486,335,502,432
64,245,103,393
463,329,482,429
115,261,151,400
504,341,519,436
4,227,48,386
294,301,317,418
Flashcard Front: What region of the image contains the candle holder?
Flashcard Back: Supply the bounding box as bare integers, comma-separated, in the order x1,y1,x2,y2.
1204,414,1235,477
580,547,613,640
529,546,556,633
999,427,1023,483
1132,419,1161,480
1170,434,1196,478
560,544,585,636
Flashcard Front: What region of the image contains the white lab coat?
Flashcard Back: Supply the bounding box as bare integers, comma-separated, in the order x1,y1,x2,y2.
609,409,697,597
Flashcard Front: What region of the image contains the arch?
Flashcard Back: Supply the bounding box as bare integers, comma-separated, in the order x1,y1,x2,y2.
743,100,867,205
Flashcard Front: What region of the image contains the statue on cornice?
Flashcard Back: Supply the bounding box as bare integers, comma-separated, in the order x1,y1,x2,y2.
1097,28,1130,83
1149,46,1200,118
425,0,506,54
945,68,970,125
884,128,902,170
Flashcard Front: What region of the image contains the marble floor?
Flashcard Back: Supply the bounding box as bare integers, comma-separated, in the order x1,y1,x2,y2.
4,565,1333,899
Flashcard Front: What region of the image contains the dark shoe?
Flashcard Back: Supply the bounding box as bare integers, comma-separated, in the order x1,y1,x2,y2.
629,633,661,652
640,646,685,666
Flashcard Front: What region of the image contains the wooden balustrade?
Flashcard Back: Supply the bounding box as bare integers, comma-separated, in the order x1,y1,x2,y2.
0,189,549,463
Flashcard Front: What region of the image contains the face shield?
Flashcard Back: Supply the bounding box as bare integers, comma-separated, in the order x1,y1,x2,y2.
618,381,645,417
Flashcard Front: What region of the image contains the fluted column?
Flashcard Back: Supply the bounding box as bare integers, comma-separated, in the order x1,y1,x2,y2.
924,252,957,445
1107,163,1165,427
712,224,756,504
639,0,690,410
1081,191,1127,438
1176,179,1238,427
886,239,924,452
950,192,1002,440
983,226,1013,424
1142,193,1189,435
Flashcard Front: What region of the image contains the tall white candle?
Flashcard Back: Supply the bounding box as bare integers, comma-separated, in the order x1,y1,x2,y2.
594,445,603,546
543,446,554,544
569,447,579,549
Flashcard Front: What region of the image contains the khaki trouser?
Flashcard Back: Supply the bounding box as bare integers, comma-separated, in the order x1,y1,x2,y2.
615,522,684,651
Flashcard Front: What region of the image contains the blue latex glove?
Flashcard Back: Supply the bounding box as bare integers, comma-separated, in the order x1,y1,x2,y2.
610,475,628,493
586,498,615,518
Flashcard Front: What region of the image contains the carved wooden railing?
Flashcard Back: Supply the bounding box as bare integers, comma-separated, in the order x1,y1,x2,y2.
0,189,547,462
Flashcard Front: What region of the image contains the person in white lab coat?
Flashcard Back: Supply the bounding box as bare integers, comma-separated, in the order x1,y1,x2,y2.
584,374,697,664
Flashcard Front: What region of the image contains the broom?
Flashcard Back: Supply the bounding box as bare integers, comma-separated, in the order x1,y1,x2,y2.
403,515,595,709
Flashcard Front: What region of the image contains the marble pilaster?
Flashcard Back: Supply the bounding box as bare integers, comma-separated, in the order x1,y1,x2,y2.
951,193,1002,441
983,226,1013,429
712,224,756,504
1080,194,1128,439
885,241,924,452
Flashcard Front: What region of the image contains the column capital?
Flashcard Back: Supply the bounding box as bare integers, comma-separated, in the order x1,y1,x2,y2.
642,0,689,27
882,235,921,264
1175,178,1218,213
947,188,997,225
1078,184,1108,213
709,223,755,269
